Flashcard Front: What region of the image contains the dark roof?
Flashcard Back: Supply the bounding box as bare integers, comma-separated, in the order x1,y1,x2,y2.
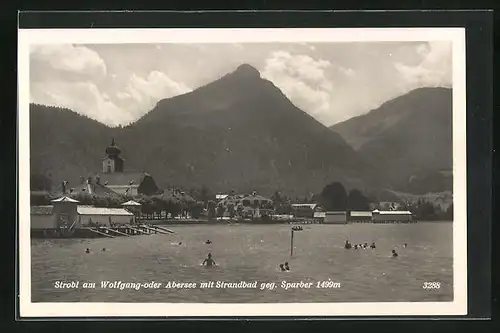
105,137,122,156
59,172,153,195
31,205,54,215
241,194,272,202
70,182,120,196
97,172,147,186
162,188,195,202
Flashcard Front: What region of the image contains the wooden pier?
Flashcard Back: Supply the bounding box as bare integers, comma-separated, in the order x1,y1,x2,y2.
150,225,175,234
102,227,132,237
89,228,115,238
139,225,170,235
32,222,178,239
126,225,150,235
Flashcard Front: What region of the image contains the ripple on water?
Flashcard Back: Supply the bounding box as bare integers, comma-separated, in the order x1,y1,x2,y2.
31,222,453,303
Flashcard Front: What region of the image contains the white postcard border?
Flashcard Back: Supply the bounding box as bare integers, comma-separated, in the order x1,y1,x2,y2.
18,27,467,317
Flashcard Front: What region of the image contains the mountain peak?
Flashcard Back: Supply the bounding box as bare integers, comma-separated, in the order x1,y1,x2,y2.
233,64,261,79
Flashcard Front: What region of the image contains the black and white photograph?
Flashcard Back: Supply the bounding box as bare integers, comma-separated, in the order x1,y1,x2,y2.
18,27,467,317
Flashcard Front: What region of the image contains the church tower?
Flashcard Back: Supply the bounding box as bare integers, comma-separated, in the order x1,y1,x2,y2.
102,138,124,173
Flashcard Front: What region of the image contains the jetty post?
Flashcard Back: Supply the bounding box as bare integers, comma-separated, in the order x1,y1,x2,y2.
290,229,294,256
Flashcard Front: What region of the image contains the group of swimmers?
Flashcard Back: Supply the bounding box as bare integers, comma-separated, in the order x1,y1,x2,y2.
344,240,407,257
279,261,291,272
344,240,376,250
173,239,209,246
85,248,106,253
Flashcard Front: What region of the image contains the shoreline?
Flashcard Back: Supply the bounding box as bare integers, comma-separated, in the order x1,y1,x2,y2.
30,220,452,240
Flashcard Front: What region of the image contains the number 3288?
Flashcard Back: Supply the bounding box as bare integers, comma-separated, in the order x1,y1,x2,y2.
422,282,441,289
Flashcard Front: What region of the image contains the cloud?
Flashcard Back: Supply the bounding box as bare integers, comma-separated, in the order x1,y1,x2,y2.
338,67,356,77
29,42,455,128
30,44,107,78
117,71,192,110
30,44,192,126
394,41,452,89
262,51,334,123
30,80,126,126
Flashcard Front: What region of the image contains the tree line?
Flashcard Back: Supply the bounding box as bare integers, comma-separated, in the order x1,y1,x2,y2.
398,199,453,221
31,180,453,221
30,190,205,219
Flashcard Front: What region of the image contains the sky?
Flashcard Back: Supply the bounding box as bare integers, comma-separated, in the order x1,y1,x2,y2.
29,41,452,127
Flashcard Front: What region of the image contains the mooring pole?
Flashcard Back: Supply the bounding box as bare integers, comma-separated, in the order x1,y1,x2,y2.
290,229,294,256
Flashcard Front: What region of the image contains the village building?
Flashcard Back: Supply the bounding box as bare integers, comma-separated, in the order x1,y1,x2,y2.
323,211,347,224
291,203,324,218
216,191,273,219
372,209,413,223
239,192,274,218
69,176,120,196
313,211,326,219
348,211,373,222
215,194,229,202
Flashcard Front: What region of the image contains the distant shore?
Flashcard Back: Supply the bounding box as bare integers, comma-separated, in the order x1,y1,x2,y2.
141,218,451,226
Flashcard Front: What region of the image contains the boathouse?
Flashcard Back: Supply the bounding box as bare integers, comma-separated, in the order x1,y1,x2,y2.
77,206,135,227
291,204,324,218
31,205,55,229
323,211,347,224
30,196,80,236
372,209,413,223
348,211,373,222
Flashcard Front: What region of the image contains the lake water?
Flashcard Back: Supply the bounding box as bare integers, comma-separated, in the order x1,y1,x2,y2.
31,222,453,303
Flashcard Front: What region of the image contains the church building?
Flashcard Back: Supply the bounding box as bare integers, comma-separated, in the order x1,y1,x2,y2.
102,138,124,173
69,138,160,197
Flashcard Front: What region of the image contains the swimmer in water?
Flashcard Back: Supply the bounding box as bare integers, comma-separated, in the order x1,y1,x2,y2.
205,240,212,244
279,264,286,272
363,242,368,249
370,242,376,249
178,242,182,245
284,262,290,271
354,244,358,250
403,243,407,248
344,240,352,249
392,249,398,257
202,253,217,267
102,248,106,252
85,248,90,253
